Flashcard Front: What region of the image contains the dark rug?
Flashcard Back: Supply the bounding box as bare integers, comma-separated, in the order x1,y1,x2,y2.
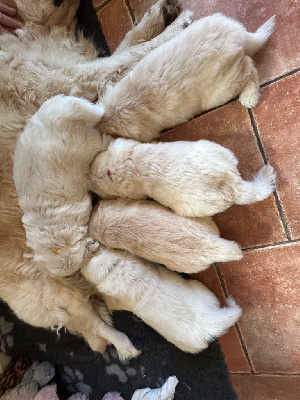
0,300,237,399
0,1,237,399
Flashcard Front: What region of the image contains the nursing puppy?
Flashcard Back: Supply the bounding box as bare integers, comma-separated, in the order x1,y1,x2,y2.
91,139,276,218
96,13,275,142
89,198,242,273
82,249,242,353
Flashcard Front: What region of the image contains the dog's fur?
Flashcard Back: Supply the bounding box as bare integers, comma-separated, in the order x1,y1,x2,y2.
1,0,274,358
90,139,276,218
89,198,243,273
82,249,242,353
1,0,196,358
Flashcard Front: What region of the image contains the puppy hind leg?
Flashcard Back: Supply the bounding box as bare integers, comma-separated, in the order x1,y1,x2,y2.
239,57,260,109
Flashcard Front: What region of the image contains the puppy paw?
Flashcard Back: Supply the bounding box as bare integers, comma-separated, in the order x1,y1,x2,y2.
86,237,100,253
117,345,141,362
239,89,260,108
162,0,181,27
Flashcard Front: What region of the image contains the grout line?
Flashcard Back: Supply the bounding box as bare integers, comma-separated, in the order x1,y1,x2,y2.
125,0,136,25
230,372,300,376
248,110,293,240
215,263,255,374
242,238,300,252
261,66,300,88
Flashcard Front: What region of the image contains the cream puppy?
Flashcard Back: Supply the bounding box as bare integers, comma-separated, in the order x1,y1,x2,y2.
91,139,276,218
97,14,275,142
89,198,242,273
82,249,242,353
13,94,111,277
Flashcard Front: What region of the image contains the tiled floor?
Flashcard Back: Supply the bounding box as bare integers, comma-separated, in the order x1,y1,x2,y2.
93,0,300,398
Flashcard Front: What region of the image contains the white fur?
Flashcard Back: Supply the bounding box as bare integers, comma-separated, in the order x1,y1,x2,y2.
97,14,275,142
89,198,242,273
2,0,275,358
91,139,276,217
2,0,194,358
82,250,242,353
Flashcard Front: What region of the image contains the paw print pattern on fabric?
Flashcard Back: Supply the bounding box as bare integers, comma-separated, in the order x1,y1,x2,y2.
0,316,14,353
103,347,140,383
61,365,92,396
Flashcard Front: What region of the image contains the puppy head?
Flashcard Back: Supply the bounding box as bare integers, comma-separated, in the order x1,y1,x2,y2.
25,224,98,277
11,0,80,28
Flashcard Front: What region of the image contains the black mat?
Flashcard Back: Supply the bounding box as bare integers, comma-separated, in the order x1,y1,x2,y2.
0,300,237,400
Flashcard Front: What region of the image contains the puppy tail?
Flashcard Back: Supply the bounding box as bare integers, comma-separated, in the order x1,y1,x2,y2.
207,297,242,340
244,15,275,56
37,95,105,126
236,164,276,205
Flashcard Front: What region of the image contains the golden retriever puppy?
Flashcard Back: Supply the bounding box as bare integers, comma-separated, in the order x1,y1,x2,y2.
82,249,242,353
89,198,242,273
91,139,276,218
13,95,108,277
96,14,275,142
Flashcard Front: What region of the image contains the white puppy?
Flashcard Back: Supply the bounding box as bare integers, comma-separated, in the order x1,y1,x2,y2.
89,198,242,273
91,138,276,218
97,13,275,142
13,94,111,277
82,249,242,353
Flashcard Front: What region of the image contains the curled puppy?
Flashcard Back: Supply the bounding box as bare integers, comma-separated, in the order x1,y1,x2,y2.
13,94,112,277
89,198,242,273
82,249,242,353
91,138,276,218
13,94,141,360
97,14,275,142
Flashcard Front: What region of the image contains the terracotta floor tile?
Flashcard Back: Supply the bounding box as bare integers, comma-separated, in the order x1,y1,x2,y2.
193,267,251,373
253,72,300,239
161,102,286,248
230,374,300,400
219,243,300,374
97,0,133,52
180,0,300,83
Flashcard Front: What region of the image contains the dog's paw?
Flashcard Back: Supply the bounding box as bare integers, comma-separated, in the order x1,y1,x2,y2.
115,334,141,362
162,0,182,27
171,9,194,30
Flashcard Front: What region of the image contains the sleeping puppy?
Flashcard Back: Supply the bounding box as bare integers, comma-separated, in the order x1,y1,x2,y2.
82,249,242,354
13,94,110,277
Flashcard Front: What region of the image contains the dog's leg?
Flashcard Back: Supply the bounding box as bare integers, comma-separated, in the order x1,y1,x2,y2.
239,56,260,108
88,198,242,272
115,0,181,54
2,271,139,360
75,9,193,98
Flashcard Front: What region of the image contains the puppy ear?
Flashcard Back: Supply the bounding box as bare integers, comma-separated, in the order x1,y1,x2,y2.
36,95,105,126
